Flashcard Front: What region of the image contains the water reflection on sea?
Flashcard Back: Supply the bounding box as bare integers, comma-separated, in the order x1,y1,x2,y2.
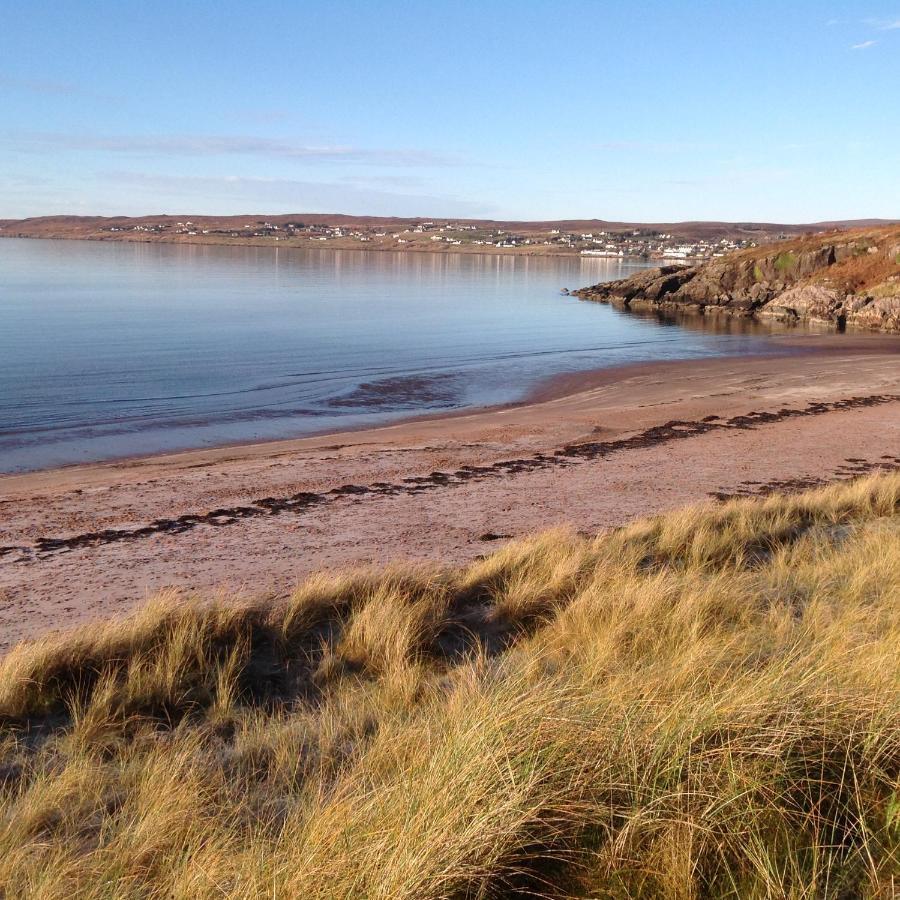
0,239,783,471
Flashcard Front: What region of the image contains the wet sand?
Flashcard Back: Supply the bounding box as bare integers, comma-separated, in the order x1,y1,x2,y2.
1,334,898,651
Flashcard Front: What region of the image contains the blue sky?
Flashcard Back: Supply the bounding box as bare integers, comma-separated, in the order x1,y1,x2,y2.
1,1,899,222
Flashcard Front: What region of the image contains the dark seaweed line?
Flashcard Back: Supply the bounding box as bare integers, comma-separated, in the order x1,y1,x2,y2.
2,393,898,563
709,455,900,502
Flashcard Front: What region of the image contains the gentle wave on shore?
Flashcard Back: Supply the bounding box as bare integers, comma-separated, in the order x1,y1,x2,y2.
0,238,782,472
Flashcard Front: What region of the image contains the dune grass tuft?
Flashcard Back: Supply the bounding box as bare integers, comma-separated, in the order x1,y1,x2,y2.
1,473,898,897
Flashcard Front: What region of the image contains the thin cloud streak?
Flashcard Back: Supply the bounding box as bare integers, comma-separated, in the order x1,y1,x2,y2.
99,171,490,217
851,40,878,49
0,75,79,95
866,16,900,30
592,140,713,153
0,131,463,167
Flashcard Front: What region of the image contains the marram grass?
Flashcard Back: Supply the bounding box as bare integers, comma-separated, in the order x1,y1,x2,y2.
0,473,898,898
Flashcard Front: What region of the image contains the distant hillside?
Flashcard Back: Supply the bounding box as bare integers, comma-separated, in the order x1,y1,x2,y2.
1,212,897,245
575,224,900,333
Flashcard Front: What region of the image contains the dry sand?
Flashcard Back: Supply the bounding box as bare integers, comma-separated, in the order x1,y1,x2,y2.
1,334,898,652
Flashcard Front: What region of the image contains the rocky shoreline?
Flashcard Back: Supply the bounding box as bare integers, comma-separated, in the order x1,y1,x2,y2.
573,226,900,333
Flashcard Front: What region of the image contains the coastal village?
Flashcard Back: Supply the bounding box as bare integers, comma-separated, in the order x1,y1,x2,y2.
92,218,762,259
1,213,863,261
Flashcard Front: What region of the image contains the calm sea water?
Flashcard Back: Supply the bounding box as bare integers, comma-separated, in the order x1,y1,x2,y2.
0,238,778,473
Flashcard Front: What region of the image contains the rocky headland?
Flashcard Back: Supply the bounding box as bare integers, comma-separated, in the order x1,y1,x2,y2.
574,225,900,333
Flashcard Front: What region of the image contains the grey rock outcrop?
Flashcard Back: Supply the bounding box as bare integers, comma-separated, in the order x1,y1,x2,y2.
574,232,900,333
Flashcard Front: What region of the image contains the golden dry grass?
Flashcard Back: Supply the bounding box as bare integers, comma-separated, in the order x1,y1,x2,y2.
0,473,898,898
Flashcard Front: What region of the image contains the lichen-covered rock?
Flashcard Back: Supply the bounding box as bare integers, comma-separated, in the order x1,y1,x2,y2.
758,285,843,326
845,296,900,332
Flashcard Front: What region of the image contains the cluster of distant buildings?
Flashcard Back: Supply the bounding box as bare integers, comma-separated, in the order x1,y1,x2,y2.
577,232,754,260
101,219,760,259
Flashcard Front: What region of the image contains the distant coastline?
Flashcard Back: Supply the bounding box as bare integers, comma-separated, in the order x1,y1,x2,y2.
2,213,895,261
0,230,600,259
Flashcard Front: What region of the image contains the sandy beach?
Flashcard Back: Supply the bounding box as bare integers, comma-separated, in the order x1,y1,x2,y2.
1,334,898,652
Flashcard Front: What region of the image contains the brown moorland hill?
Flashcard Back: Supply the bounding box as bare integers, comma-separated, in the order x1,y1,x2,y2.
1,213,896,247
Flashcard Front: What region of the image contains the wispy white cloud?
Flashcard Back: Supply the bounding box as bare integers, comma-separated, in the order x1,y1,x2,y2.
843,14,900,49
592,140,714,154
0,75,79,95
864,16,900,30
98,171,490,217
593,139,817,156
236,109,292,125
338,174,426,188
649,159,802,192
0,132,464,167
1,172,53,188
0,75,121,102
